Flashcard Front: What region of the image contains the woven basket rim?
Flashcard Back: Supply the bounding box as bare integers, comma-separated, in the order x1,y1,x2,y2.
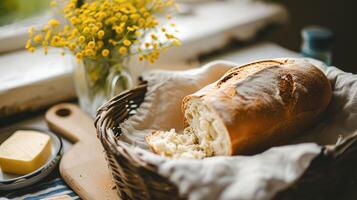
95,82,159,171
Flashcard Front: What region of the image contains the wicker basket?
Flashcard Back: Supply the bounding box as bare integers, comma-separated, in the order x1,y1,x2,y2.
95,82,357,200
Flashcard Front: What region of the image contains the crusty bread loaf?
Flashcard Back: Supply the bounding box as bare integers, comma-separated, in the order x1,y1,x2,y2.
146,58,332,158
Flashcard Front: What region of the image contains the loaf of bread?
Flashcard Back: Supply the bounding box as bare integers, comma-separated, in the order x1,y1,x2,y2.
145,59,332,159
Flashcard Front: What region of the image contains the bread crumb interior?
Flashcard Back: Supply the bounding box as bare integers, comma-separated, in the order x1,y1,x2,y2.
146,99,230,159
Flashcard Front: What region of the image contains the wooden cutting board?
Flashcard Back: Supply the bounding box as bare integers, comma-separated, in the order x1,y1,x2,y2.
45,103,120,200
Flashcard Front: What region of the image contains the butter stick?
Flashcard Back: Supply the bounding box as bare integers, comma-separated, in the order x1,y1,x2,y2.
0,130,52,175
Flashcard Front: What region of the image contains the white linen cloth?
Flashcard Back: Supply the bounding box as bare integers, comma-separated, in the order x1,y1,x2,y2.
119,58,357,200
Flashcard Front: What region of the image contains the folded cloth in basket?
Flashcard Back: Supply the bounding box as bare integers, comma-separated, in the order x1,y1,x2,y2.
119,58,357,200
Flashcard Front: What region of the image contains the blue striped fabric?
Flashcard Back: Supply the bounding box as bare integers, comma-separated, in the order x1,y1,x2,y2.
1,178,79,200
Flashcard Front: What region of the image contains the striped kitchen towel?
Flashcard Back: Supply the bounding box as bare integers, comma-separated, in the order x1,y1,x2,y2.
1,178,79,200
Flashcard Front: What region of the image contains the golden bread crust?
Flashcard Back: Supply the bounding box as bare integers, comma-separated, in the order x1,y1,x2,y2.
182,59,332,155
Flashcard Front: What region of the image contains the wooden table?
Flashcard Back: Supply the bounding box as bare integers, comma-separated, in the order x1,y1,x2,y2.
0,42,300,199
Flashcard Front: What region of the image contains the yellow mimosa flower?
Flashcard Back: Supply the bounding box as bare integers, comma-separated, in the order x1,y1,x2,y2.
119,47,127,55
135,31,141,37
101,49,110,57
123,40,131,46
85,49,95,56
48,19,60,27
50,1,57,7
78,36,86,43
98,30,105,38
87,41,95,49
26,0,179,62
28,27,34,37
34,34,42,43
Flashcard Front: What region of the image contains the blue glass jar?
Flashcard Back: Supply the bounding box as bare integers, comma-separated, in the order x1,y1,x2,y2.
301,26,334,65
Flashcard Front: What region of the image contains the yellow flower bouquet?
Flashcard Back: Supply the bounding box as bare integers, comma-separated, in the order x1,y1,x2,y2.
26,0,179,116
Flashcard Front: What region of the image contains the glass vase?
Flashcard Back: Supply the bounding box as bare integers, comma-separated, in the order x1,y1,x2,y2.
73,57,133,117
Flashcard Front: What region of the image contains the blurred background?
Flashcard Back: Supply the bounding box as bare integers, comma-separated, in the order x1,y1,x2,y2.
0,0,355,71
0,0,355,117
265,0,356,73
0,0,50,26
